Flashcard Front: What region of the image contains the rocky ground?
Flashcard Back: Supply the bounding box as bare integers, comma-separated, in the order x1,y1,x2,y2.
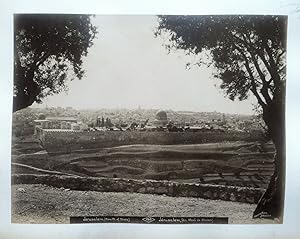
11,184,278,224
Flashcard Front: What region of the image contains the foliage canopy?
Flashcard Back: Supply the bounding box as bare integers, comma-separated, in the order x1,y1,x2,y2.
14,14,97,112
156,15,287,108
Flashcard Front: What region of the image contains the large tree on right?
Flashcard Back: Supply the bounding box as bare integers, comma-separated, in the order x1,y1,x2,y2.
156,15,287,219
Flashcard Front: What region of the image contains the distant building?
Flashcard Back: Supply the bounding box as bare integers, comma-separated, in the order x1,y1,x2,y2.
74,122,88,131
71,123,81,131
33,119,50,135
46,116,77,123
154,110,168,127
34,116,87,133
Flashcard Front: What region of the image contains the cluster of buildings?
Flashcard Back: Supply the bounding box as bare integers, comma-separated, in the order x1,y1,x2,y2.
33,116,88,134
33,109,262,134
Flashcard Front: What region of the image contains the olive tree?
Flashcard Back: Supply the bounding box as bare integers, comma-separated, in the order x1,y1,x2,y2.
14,14,97,112
155,15,287,219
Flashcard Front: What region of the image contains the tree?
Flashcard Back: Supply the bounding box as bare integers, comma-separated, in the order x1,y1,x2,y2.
14,14,97,112
105,117,114,128
156,15,287,219
101,116,105,127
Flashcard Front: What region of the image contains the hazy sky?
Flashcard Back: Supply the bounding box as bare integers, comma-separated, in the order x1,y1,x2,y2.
35,15,257,114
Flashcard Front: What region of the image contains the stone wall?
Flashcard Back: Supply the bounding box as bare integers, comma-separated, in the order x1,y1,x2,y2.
39,129,263,153
12,174,264,204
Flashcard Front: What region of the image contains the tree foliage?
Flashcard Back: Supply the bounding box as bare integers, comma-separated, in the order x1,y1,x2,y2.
156,15,287,219
156,15,286,107
14,14,97,112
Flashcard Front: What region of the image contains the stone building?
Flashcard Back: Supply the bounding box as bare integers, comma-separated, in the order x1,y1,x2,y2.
34,116,88,133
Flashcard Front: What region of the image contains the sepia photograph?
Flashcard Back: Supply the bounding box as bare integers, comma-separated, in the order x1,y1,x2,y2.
11,14,287,224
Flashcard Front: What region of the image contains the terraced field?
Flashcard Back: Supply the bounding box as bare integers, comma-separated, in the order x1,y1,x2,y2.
11,136,275,189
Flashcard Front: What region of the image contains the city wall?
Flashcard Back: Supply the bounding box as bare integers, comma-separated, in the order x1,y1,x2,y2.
12,174,264,204
38,129,263,153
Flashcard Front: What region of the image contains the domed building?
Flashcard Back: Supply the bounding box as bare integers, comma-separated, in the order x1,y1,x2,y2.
154,110,168,127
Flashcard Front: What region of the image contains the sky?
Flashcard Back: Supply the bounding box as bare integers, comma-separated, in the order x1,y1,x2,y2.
34,15,257,114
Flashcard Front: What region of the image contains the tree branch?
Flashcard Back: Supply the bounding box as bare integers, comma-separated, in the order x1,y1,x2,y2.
233,44,267,109
263,39,282,89
239,33,276,85
240,33,275,104
275,50,285,65
250,57,272,104
35,51,51,68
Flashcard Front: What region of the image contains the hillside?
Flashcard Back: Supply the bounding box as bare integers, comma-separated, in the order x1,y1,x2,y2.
12,139,275,189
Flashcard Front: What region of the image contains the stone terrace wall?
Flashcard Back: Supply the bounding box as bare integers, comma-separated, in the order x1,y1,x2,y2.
40,130,263,153
12,174,264,204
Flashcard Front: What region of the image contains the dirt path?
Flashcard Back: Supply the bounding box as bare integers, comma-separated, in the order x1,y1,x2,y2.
11,184,277,224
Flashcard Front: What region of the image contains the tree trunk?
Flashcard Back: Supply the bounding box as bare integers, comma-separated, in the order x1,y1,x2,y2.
253,91,285,220
252,141,284,220
13,94,35,112
13,69,40,112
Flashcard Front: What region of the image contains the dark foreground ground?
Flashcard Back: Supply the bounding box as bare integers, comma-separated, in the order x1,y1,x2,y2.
11,184,278,224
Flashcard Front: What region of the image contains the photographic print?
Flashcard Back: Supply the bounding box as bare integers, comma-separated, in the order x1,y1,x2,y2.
11,14,287,224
